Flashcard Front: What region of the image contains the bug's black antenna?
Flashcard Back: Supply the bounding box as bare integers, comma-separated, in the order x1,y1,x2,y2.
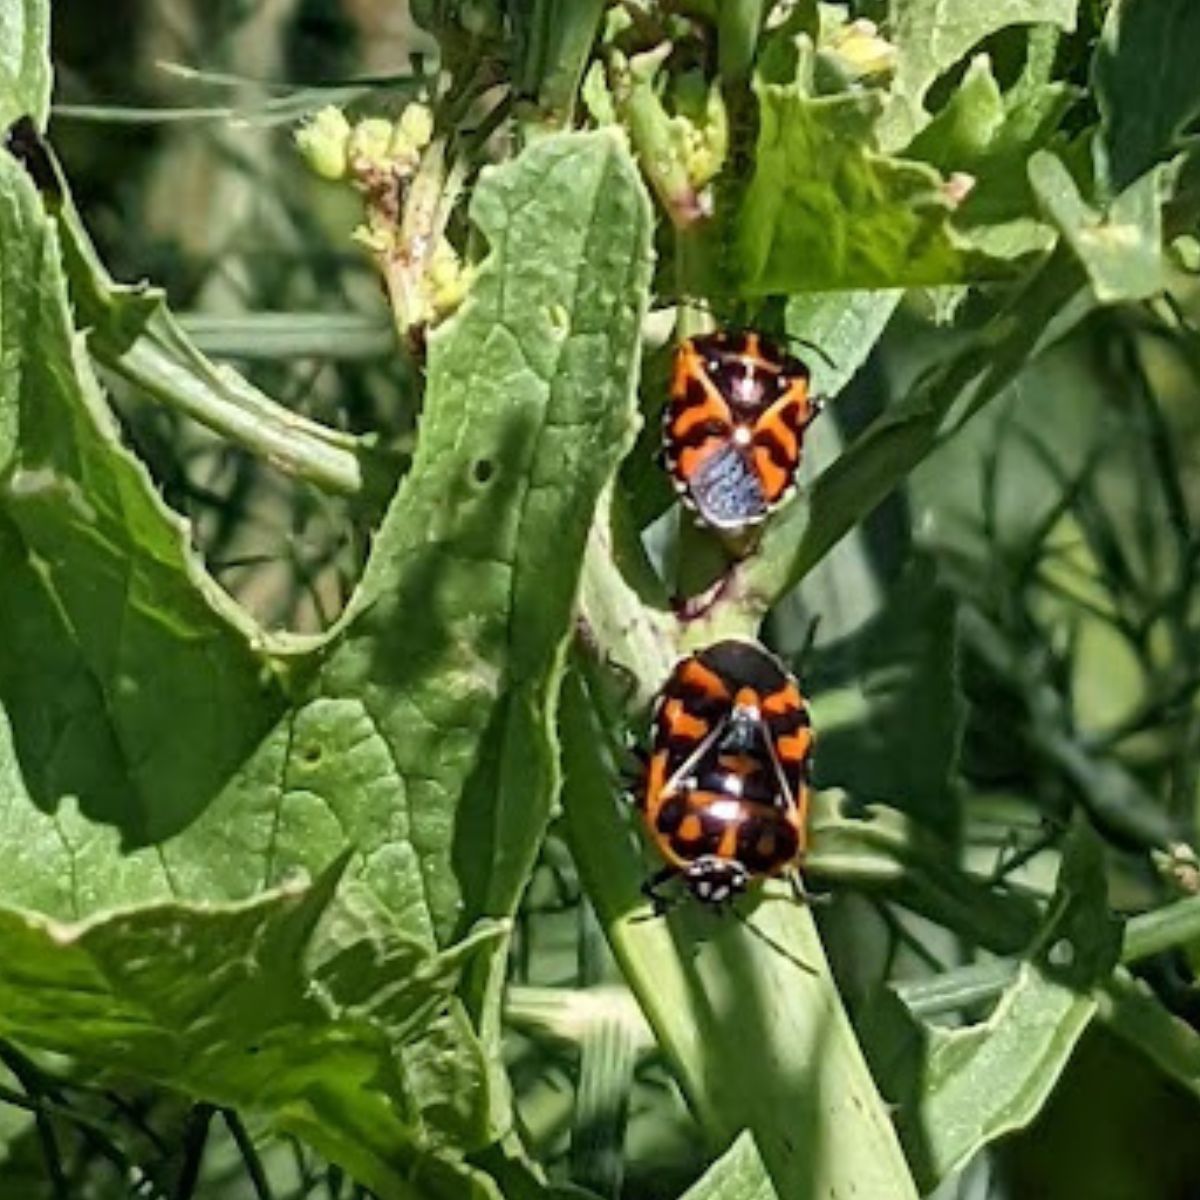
797,614,822,667
785,335,840,374
731,906,818,974
662,294,842,375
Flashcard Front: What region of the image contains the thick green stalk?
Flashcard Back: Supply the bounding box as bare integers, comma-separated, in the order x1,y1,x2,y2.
560,670,919,1200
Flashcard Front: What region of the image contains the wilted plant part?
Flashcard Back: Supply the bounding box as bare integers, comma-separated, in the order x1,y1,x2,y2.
607,40,728,228
295,103,472,343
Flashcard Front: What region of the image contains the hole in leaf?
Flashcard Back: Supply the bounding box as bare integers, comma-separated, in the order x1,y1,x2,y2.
301,744,323,766
473,459,495,485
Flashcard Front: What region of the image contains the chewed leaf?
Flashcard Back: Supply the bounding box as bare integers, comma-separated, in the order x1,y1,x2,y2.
870,821,1116,1191
879,0,1078,149
0,131,652,953
1030,150,1165,302
688,83,1004,295
905,54,1075,241
0,856,506,1200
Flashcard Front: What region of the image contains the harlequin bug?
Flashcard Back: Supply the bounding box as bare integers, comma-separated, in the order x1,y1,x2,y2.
635,640,814,909
664,330,821,532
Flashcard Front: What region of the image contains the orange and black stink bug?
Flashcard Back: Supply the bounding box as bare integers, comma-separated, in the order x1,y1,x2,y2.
664,331,821,531
636,640,814,909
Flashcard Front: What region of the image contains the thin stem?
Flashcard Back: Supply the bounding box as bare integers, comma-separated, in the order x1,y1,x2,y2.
0,1045,70,1200
105,333,375,501
224,1109,276,1200
173,1104,215,1200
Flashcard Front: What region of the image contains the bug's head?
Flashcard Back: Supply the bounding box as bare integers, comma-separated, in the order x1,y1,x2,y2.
683,856,749,907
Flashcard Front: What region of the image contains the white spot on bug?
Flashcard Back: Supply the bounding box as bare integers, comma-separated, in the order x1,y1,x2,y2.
732,376,759,407
708,793,742,816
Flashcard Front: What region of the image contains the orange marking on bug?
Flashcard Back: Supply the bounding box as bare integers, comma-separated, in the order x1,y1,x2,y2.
717,822,740,859
671,342,704,392
756,832,778,860
677,440,723,480
734,686,760,711
678,813,703,843
661,698,709,742
671,395,733,439
777,729,814,764
778,377,815,418
643,750,668,812
753,406,800,461
678,658,732,701
758,380,815,436
752,447,791,501
762,684,802,717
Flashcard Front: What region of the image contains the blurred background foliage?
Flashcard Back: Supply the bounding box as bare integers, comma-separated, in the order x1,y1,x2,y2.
4,0,1200,1197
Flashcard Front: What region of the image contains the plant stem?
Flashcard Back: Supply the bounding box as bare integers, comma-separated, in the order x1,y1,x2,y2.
0,1044,70,1200
174,1103,215,1200
900,891,1200,1017
560,669,919,1200
179,313,396,361
107,334,375,501
224,1108,276,1200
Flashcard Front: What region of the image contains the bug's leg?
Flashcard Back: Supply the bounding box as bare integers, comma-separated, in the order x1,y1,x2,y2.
796,614,822,667
642,866,681,915
619,740,650,804
788,870,830,906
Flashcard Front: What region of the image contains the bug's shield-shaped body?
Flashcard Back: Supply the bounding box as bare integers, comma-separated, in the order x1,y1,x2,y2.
637,640,815,908
664,331,820,531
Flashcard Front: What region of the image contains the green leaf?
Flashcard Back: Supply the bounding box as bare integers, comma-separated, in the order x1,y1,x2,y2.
730,242,1095,619
2,129,652,1176
717,0,769,83
905,53,1075,239
691,82,996,293
0,148,286,849
531,0,607,123
1030,150,1165,302
785,289,902,398
680,1132,778,1200
0,130,652,952
880,0,1077,149
807,562,964,836
1098,970,1200,1105
881,959,1095,1189
1094,0,1200,194
308,129,653,943
905,54,1008,172
11,130,378,504
806,792,1040,955
0,856,507,1200
0,0,50,131
0,1063,31,1171
869,822,1113,1191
